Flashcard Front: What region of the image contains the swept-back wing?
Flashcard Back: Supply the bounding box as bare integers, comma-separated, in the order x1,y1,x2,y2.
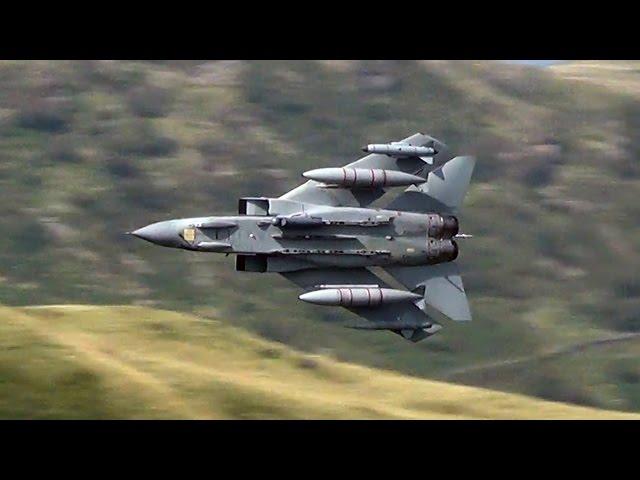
280,133,453,208
281,267,441,342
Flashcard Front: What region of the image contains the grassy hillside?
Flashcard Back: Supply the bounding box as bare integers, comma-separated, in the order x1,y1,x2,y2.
550,61,640,97
2,60,640,413
1,304,637,419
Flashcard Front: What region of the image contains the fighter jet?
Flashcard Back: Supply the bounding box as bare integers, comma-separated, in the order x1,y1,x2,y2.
129,133,475,342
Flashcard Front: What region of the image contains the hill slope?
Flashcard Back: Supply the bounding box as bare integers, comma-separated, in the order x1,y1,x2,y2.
550,61,640,97
1,305,637,419
2,60,640,412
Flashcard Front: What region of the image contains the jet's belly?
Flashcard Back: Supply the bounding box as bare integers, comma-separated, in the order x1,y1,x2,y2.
168,210,456,269
228,219,280,254
221,209,455,266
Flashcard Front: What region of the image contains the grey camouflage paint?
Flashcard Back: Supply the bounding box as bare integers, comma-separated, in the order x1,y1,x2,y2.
130,133,476,342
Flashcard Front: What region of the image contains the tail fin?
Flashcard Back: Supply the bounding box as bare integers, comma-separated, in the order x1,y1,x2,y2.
384,262,472,322
386,156,476,214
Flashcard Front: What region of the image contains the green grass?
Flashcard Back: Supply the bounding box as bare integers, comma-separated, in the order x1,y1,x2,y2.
0,304,638,419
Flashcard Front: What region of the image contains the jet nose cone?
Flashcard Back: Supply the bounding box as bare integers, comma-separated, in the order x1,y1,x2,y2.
129,225,158,243
128,221,180,248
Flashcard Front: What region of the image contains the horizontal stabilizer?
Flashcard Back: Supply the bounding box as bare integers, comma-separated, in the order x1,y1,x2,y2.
384,262,472,322
386,156,476,214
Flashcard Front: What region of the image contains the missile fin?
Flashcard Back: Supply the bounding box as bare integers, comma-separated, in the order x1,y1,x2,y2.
400,329,414,339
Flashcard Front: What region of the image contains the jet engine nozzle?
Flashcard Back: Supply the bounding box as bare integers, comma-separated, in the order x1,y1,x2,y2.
427,214,459,239
426,238,458,264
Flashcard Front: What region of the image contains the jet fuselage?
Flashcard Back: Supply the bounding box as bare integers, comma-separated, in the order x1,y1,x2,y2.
130,206,459,272
129,132,476,342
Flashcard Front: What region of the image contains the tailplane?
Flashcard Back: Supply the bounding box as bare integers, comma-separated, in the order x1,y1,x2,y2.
384,262,472,322
386,156,476,214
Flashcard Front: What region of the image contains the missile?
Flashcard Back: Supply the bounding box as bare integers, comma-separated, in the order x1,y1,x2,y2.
271,233,357,240
299,287,422,307
361,143,437,164
303,168,425,188
346,321,435,331
272,214,324,228
193,220,237,229
193,241,232,252
346,322,443,342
